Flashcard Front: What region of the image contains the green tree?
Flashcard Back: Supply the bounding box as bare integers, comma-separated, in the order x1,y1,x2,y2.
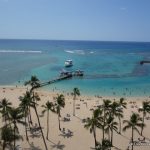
96,139,111,150
8,107,24,150
0,98,12,125
123,113,144,150
54,94,65,131
84,109,102,148
72,88,80,116
19,91,33,141
25,76,48,150
138,101,150,136
105,115,118,146
24,75,40,91
109,101,120,145
117,98,127,134
0,126,22,150
42,101,55,140
101,99,111,140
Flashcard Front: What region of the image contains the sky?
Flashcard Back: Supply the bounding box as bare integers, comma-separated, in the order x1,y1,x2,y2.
0,0,150,42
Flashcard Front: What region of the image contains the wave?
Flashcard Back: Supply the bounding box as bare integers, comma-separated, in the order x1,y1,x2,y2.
65,49,96,55
0,50,42,53
128,53,136,55
74,50,85,55
64,50,74,54
89,51,94,54
65,49,85,55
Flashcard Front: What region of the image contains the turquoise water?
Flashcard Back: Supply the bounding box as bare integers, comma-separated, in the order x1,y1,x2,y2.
0,39,150,96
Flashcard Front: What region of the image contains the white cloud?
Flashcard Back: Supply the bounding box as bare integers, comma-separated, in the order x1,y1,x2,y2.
120,7,127,11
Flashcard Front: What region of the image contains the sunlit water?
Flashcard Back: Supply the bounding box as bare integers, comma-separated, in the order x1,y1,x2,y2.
0,39,150,96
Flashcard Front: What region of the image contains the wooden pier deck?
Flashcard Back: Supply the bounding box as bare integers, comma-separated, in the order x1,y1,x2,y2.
140,60,150,65
39,74,72,88
32,70,84,89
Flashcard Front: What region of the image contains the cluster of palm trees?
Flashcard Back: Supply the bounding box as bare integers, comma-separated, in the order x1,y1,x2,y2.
84,98,150,150
0,98,24,150
0,76,66,150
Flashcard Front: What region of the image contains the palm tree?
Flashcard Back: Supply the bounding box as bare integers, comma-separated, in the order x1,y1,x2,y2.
118,98,127,134
123,113,144,150
119,98,127,109
72,88,80,116
101,99,111,140
42,101,55,140
22,91,33,127
24,75,40,91
25,76,48,150
116,109,123,134
84,109,102,148
54,94,65,131
32,92,48,150
105,115,118,146
0,125,22,150
96,139,111,150
0,98,12,125
8,107,24,150
19,91,33,141
110,101,122,145
138,101,150,136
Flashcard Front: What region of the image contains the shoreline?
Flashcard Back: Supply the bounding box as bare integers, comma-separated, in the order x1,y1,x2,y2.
0,84,150,98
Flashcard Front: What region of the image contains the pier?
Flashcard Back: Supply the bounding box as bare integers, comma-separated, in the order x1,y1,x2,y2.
140,60,150,65
39,75,72,88
37,70,84,88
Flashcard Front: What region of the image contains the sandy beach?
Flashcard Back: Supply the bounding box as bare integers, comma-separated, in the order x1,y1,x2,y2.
0,86,150,150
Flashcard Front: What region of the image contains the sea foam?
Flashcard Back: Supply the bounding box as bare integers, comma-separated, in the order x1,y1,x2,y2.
65,49,85,55
0,50,42,53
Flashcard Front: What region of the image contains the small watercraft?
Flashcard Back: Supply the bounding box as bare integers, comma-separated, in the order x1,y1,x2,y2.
65,59,73,67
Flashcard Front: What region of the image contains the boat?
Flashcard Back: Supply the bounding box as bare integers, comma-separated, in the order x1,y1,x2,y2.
65,59,73,67
74,70,84,76
60,69,72,78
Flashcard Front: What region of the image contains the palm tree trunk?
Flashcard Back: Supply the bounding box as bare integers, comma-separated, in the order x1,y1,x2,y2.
29,106,33,125
34,105,48,150
131,127,134,150
102,125,105,141
141,112,144,136
4,115,7,126
73,96,76,116
25,111,29,141
93,127,97,148
119,117,121,134
3,141,5,150
102,110,105,141
111,127,113,146
27,114,31,130
58,112,61,131
46,110,49,139
14,123,16,150
108,128,110,141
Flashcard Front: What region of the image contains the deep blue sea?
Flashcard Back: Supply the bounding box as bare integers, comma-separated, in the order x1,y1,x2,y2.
0,39,150,96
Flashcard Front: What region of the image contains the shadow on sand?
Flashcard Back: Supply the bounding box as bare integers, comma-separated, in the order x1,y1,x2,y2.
23,142,42,150
49,140,65,150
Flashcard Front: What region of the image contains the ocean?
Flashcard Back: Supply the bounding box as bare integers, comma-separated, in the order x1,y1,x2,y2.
0,39,150,96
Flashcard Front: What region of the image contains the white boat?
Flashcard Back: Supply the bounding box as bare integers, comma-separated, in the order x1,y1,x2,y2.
65,59,73,67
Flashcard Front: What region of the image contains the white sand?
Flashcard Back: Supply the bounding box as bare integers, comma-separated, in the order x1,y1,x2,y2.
0,86,150,150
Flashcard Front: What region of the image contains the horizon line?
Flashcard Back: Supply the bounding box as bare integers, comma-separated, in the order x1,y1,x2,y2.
0,38,150,43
